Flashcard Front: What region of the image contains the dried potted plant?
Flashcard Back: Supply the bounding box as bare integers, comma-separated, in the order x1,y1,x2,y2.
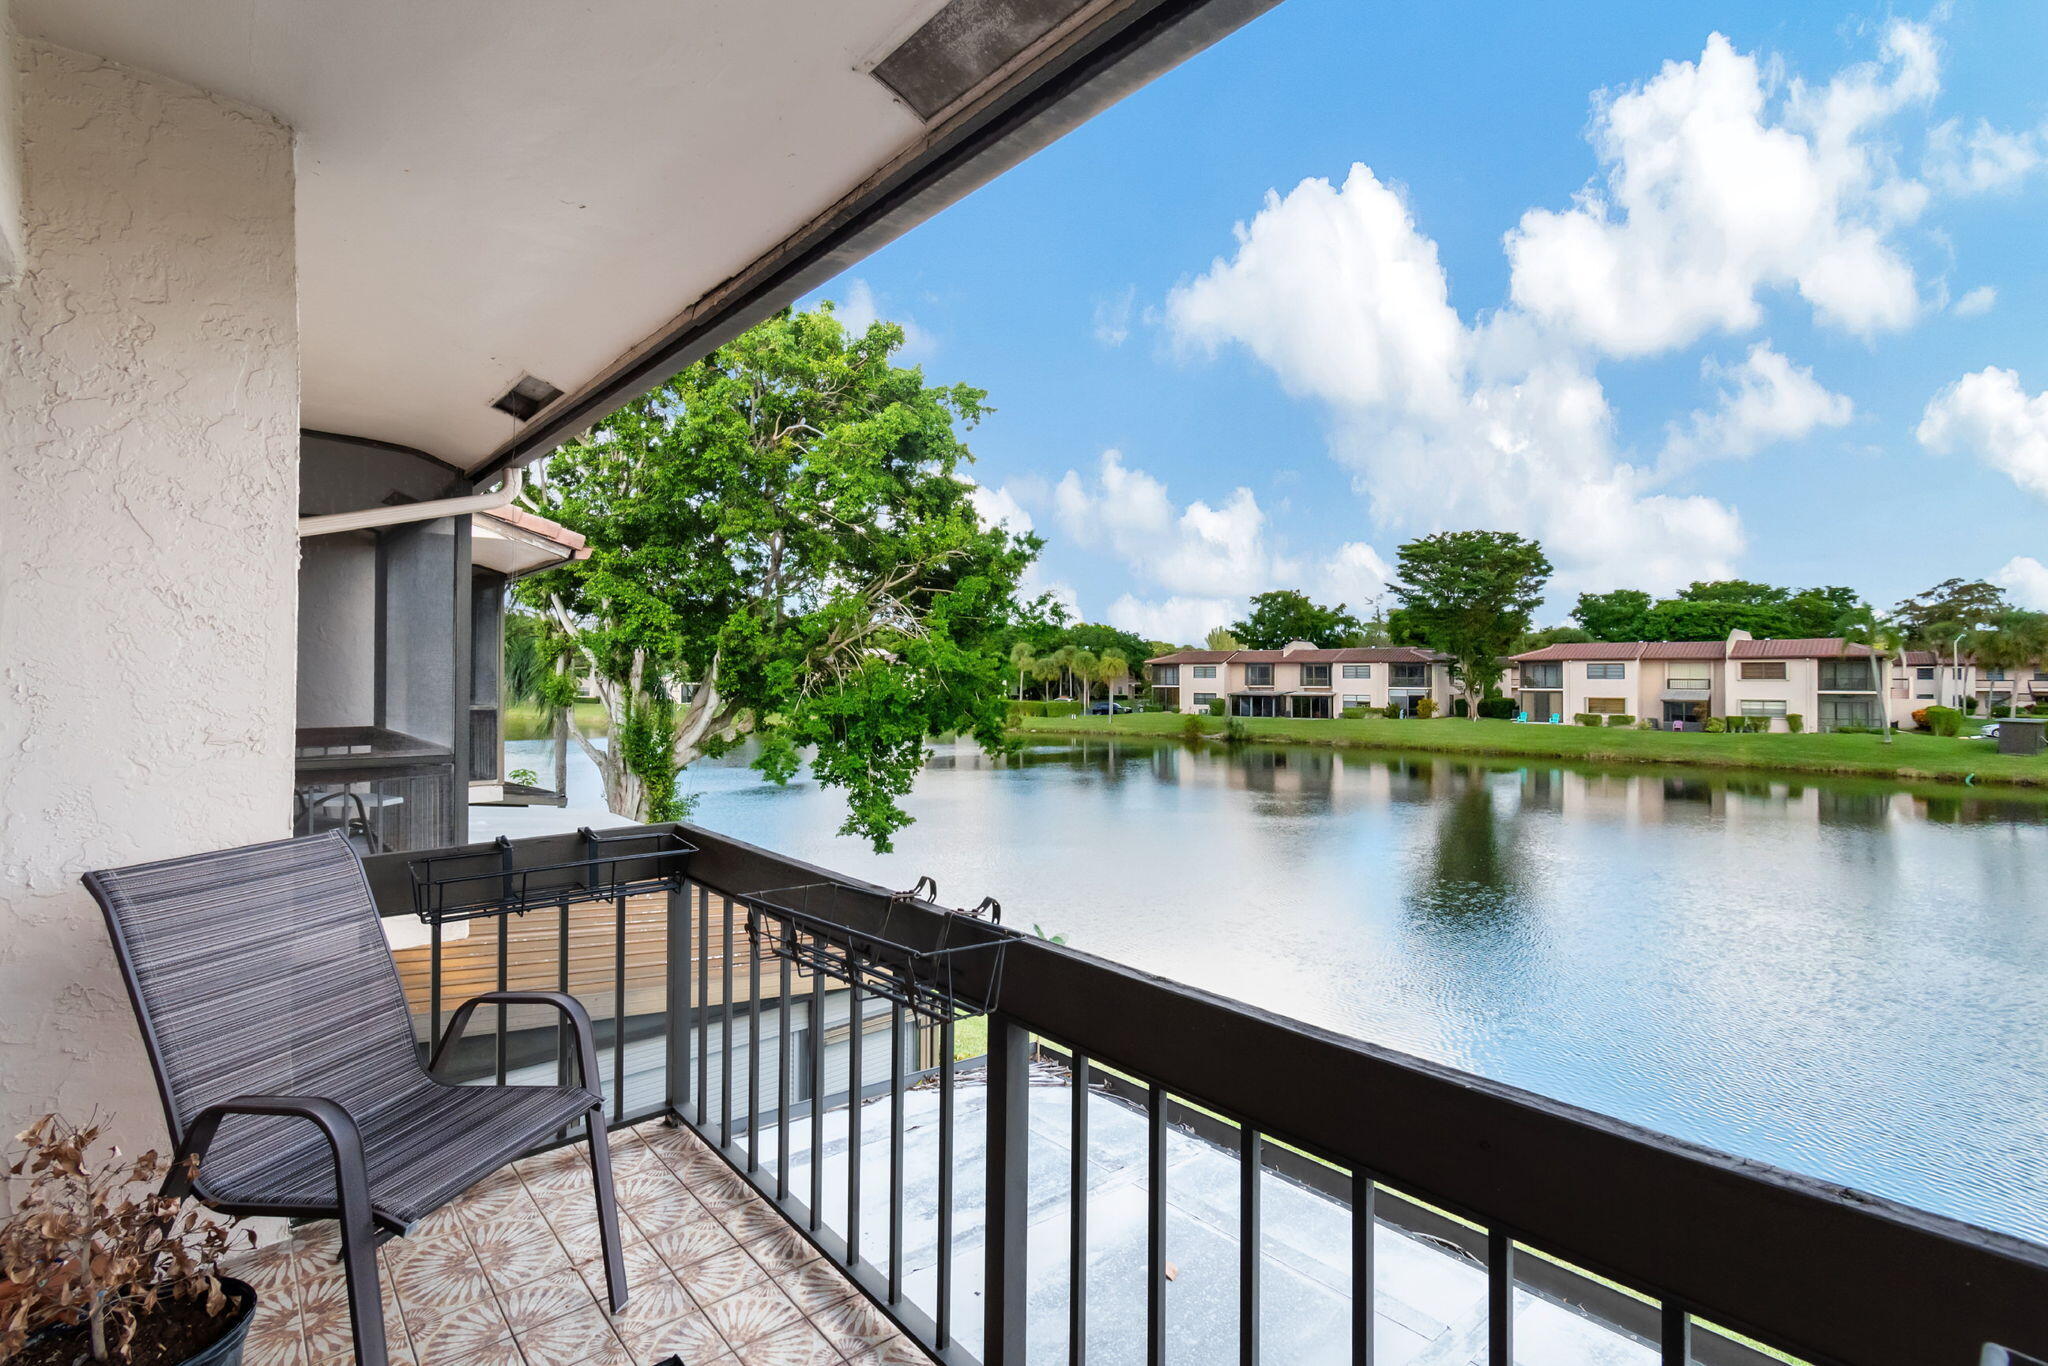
1,1116,256,1366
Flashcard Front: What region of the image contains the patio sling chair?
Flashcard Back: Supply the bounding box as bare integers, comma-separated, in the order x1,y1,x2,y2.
84,831,629,1366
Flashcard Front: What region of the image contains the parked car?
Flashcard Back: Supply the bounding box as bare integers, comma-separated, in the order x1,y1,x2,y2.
1087,701,1133,715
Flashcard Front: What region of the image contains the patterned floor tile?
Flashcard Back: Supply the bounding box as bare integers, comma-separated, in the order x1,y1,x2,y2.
697,1281,803,1350
671,1245,770,1309
386,1238,497,1310
715,1200,793,1245
843,1335,936,1366
496,1267,601,1335
808,1295,896,1360
731,1319,845,1366
439,1340,527,1366
622,1185,708,1239
465,1214,579,1290
241,1330,306,1366
296,1278,369,1364
231,1240,303,1298
401,1295,515,1363
612,1308,732,1366
740,1228,820,1277
514,1301,630,1366
591,1263,697,1328
772,1260,855,1317
645,1220,744,1273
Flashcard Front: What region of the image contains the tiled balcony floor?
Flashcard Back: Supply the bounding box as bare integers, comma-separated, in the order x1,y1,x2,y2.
227,1120,932,1366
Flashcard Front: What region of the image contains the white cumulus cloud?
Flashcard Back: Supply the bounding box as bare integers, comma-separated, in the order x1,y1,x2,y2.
1505,24,1935,355
1166,163,1746,593
1996,556,2048,611
1659,342,1853,474
1916,367,2048,500
1092,286,1137,346
1105,594,1240,645
830,279,935,358
1952,285,1997,317
1925,117,2045,195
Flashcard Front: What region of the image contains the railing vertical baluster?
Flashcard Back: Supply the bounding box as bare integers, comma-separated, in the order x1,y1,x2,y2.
612,893,626,1122
936,1015,956,1351
428,918,443,1056
1487,1229,1513,1366
747,927,761,1172
695,885,709,1122
1351,1172,1374,1366
776,955,792,1200
985,1014,1028,1366
1661,1301,1690,1366
669,886,688,1120
1240,1128,1260,1366
558,897,573,1095
495,911,509,1086
809,934,825,1232
847,980,864,1266
1071,1050,1090,1366
888,1001,905,1305
1147,1084,1167,1366
720,895,734,1148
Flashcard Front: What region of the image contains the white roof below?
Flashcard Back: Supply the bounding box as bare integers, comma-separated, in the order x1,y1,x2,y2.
13,0,956,470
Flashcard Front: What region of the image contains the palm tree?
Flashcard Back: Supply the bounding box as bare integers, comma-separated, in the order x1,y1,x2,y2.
1008,642,1038,702
1045,645,1078,702
1031,654,1063,701
1067,648,1099,707
1205,626,1242,650
1095,650,1131,715
1835,606,1901,744
1973,611,2048,714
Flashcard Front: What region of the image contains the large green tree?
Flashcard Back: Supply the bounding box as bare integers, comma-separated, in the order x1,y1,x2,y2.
518,305,1039,849
1391,531,1552,720
1894,578,2010,648
1228,590,1366,649
1640,598,1797,641
1571,589,1652,641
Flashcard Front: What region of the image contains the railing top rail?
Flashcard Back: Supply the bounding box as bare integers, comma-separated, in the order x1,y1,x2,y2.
363,824,2048,1366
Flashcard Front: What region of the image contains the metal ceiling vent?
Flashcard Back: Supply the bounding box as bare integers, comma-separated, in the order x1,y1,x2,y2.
491,374,564,422
872,0,1094,121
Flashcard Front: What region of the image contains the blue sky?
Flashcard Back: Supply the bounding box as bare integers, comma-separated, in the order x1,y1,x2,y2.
805,0,2048,642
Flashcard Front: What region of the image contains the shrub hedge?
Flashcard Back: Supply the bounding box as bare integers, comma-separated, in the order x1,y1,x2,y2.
1009,700,1082,718
1604,714,1634,727
1207,699,1225,717
1573,713,1601,727
1785,713,1804,733
1923,705,1964,737
1478,697,1518,720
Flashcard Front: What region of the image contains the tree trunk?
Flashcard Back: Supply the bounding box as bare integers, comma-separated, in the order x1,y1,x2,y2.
552,704,570,796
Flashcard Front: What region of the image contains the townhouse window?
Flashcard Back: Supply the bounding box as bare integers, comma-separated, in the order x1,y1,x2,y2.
1740,699,1788,716
1390,664,1427,687
1587,697,1626,714
1152,665,1180,686
1245,663,1274,687
2035,671,2048,681
1300,663,1331,688
1739,661,1786,680
1986,668,2008,681
1192,693,1217,707
1916,693,1935,700
1342,664,1372,679
1817,659,1876,690
1916,667,1935,680
1192,665,1217,679
1667,675,1711,691
1586,663,1625,679
1344,695,1370,707
1521,662,1562,689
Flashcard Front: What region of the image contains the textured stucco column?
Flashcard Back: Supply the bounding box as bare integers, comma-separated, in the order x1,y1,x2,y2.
0,40,298,1151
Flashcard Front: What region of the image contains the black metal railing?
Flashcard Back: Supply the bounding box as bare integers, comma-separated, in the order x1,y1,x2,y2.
363,825,2048,1366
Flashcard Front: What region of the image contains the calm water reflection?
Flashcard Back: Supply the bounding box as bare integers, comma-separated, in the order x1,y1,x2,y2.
508,734,2048,1243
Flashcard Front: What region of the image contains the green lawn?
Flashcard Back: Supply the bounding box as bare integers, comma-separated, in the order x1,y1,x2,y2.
503,700,611,740
1015,712,2048,789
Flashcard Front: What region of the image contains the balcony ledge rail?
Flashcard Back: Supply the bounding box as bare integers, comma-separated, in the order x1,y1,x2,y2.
363,824,2048,1366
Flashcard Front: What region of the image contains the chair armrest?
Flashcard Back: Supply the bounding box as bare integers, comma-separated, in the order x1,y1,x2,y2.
167,1094,372,1213
429,990,601,1100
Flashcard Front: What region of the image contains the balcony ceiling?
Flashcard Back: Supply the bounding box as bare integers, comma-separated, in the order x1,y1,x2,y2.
11,0,993,471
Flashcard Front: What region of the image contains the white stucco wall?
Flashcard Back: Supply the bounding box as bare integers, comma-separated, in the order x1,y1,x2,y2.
0,41,297,1150
0,14,24,283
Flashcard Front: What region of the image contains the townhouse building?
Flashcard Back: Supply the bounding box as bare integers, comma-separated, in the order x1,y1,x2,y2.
1146,641,1455,718
1509,630,1887,732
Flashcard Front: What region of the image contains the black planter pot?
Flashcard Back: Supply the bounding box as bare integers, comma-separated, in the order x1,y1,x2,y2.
25,1276,257,1366
183,1278,258,1366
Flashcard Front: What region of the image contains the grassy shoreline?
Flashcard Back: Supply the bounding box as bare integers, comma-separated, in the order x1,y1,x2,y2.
1014,712,2048,790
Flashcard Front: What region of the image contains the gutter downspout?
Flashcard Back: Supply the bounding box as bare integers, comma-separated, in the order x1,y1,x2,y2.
297,466,523,538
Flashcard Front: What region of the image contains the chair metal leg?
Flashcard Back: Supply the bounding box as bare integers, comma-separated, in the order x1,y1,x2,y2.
337,1199,390,1366
585,1106,629,1313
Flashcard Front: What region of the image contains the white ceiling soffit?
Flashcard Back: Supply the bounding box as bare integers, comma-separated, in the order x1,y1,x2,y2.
14,0,1279,475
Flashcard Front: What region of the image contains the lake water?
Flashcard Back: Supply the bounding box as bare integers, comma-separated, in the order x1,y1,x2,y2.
488,733,2048,1244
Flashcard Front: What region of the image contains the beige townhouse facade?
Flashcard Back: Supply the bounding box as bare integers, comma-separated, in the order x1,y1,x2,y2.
1146,641,1456,718
1508,631,1888,732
